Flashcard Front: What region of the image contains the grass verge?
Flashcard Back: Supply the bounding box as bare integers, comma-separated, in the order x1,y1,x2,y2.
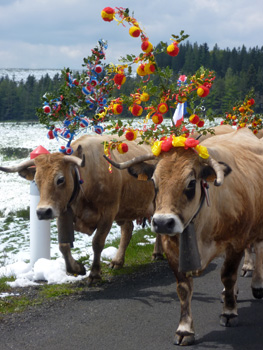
0,227,161,316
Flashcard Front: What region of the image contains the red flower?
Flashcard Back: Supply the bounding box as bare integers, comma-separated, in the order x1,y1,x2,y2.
161,138,173,152
184,138,199,149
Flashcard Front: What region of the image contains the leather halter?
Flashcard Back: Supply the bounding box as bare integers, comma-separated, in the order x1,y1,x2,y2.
67,166,83,207
184,180,210,229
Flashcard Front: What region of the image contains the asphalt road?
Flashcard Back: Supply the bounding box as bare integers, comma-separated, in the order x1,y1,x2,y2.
1,257,263,350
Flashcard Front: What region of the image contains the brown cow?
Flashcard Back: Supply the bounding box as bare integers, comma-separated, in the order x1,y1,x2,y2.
105,127,263,346
0,134,162,283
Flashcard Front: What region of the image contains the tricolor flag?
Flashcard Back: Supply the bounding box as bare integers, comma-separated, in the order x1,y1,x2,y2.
173,102,187,127
173,75,187,127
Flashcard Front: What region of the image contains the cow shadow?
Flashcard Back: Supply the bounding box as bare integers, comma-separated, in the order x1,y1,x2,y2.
79,259,219,306
193,299,263,350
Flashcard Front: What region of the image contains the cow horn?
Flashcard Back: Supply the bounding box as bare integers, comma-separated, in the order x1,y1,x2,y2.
0,159,35,173
103,154,156,169
64,154,85,167
206,157,225,186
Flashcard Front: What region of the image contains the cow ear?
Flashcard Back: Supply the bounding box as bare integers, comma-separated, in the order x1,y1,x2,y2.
200,161,232,183
19,167,36,181
128,162,156,181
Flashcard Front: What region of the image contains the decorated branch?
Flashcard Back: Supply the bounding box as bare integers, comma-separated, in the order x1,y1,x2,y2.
38,6,260,160
100,7,218,158
36,39,116,154
220,90,261,134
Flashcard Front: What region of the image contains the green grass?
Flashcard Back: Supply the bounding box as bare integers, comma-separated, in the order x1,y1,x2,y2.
0,227,160,316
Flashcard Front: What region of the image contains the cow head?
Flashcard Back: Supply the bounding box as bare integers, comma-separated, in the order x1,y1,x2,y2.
104,147,231,236
0,149,85,220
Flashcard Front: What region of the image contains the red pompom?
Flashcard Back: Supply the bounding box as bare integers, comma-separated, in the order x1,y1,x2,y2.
197,119,205,128
167,42,179,57
114,73,126,86
101,7,115,22
152,113,163,124
197,85,210,97
130,104,143,116
43,105,51,113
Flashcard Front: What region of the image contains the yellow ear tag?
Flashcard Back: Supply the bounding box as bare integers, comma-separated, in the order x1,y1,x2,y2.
138,174,148,181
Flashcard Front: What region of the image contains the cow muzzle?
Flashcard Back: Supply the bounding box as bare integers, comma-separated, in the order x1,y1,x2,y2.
36,207,55,220
151,213,184,235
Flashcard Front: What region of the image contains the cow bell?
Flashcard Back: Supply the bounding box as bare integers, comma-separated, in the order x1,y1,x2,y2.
57,207,75,248
179,222,201,275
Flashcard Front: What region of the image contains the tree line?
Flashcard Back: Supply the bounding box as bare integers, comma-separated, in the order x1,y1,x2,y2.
0,41,262,122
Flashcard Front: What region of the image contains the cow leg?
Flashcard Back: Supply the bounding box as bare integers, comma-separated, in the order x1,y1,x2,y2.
110,221,133,269
89,220,113,283
57,209,86,275
59,243,86,275
220,247,243,327
152,234,164,260
251,240,263,299
161,235,195,346
241,245,254,277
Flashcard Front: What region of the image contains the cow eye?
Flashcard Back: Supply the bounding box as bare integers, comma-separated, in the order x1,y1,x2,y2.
184,179,196,200
56,176,65,186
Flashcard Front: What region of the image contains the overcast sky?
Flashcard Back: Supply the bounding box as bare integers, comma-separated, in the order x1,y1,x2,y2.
0,0,263,70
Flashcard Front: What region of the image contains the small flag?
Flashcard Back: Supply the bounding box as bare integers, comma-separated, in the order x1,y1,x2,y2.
173,102,187,127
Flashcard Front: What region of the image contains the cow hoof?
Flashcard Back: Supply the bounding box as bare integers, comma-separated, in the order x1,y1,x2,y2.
252,287,263,299
152,253,164,261
240,269,253,277
174,333,195,346
220,314,238,327
67,263,86,276
87,273,102,286
110,260,124,269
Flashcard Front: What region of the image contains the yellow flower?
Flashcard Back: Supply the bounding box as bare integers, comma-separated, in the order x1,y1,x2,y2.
151,141,163,156
172,135,187,147
195,145,209,159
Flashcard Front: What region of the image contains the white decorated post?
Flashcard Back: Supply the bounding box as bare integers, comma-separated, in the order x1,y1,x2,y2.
30,146,51,266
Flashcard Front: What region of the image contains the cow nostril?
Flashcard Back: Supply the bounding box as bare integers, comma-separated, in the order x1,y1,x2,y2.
37,208,53,220
152,215,176,234
166,218,175,230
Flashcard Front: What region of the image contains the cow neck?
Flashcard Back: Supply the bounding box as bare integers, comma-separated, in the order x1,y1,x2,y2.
185,180,209,229
67,166,81,208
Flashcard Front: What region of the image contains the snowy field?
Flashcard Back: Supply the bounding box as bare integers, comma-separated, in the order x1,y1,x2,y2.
0,122,155,291
0,68,62,82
